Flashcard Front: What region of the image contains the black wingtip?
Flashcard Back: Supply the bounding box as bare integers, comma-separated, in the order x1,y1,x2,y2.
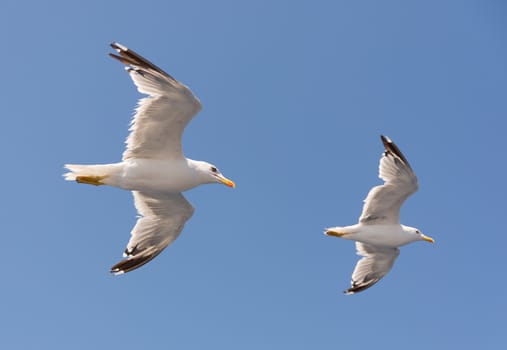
108,52,122,61
380,134,391,145
108,42,141,67
110,251,162,275
343,279,381,295
380,134,412,170
110,42,126,51
107,42,170,78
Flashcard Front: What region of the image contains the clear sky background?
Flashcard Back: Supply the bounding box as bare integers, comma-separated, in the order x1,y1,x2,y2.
1,0,506,349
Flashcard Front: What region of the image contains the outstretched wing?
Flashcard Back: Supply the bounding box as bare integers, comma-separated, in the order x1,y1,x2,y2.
110,42,202,161
344,242,400,294
111,191,194,274
359,135,418,225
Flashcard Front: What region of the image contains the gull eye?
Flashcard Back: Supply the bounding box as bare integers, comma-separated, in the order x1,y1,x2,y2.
416,230,420,234
210,166,218,173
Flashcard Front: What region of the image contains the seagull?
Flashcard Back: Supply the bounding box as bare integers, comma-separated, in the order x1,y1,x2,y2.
64,42,235,274
325,135,434,294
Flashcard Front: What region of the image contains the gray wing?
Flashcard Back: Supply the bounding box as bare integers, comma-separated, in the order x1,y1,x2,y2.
109,42,202,161
111,191,194,274
359,135,418,225
344,242,400,294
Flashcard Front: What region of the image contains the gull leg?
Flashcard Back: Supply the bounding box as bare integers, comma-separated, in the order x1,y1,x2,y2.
76,175,107,186
325,229,348,238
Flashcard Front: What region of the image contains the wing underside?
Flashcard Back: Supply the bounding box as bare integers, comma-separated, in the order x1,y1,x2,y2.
111,191,194,274
359,135,418,225
345,242,400,294
109,42,202,161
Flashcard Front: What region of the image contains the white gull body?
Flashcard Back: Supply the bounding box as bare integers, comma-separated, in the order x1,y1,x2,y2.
64,43,235,274
325,135,434,294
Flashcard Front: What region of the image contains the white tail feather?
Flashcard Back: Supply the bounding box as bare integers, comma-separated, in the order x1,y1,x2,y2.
63,164,119,181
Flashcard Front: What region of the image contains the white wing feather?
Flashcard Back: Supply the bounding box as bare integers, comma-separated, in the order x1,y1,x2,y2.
359,135,418,225
345,242,400,294
111,191,194,274
110,42,202,161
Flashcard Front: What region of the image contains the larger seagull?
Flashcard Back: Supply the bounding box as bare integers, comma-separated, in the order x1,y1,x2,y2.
65,43,235,274
325,135,434,294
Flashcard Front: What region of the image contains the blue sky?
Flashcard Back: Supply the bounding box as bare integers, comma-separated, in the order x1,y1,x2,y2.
1,0,506,349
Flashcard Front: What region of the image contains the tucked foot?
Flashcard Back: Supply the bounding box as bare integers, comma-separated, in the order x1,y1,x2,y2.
325,229,348,238
76,175,107,186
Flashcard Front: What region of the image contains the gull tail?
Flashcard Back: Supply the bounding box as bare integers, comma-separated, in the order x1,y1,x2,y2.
63,163,121,186
324,225,359,239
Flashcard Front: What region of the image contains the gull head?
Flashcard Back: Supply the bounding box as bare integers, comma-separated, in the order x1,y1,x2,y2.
402,225,435,244
196,161,235,188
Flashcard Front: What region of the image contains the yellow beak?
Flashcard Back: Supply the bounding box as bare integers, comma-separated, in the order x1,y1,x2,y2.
422,234,435,243
218,176,235,188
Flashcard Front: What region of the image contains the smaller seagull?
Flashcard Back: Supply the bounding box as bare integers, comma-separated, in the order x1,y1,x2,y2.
325,135,434,294
64,43,235,274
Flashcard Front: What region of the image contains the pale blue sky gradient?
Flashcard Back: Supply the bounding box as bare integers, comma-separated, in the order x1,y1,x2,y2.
1,1,506,349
